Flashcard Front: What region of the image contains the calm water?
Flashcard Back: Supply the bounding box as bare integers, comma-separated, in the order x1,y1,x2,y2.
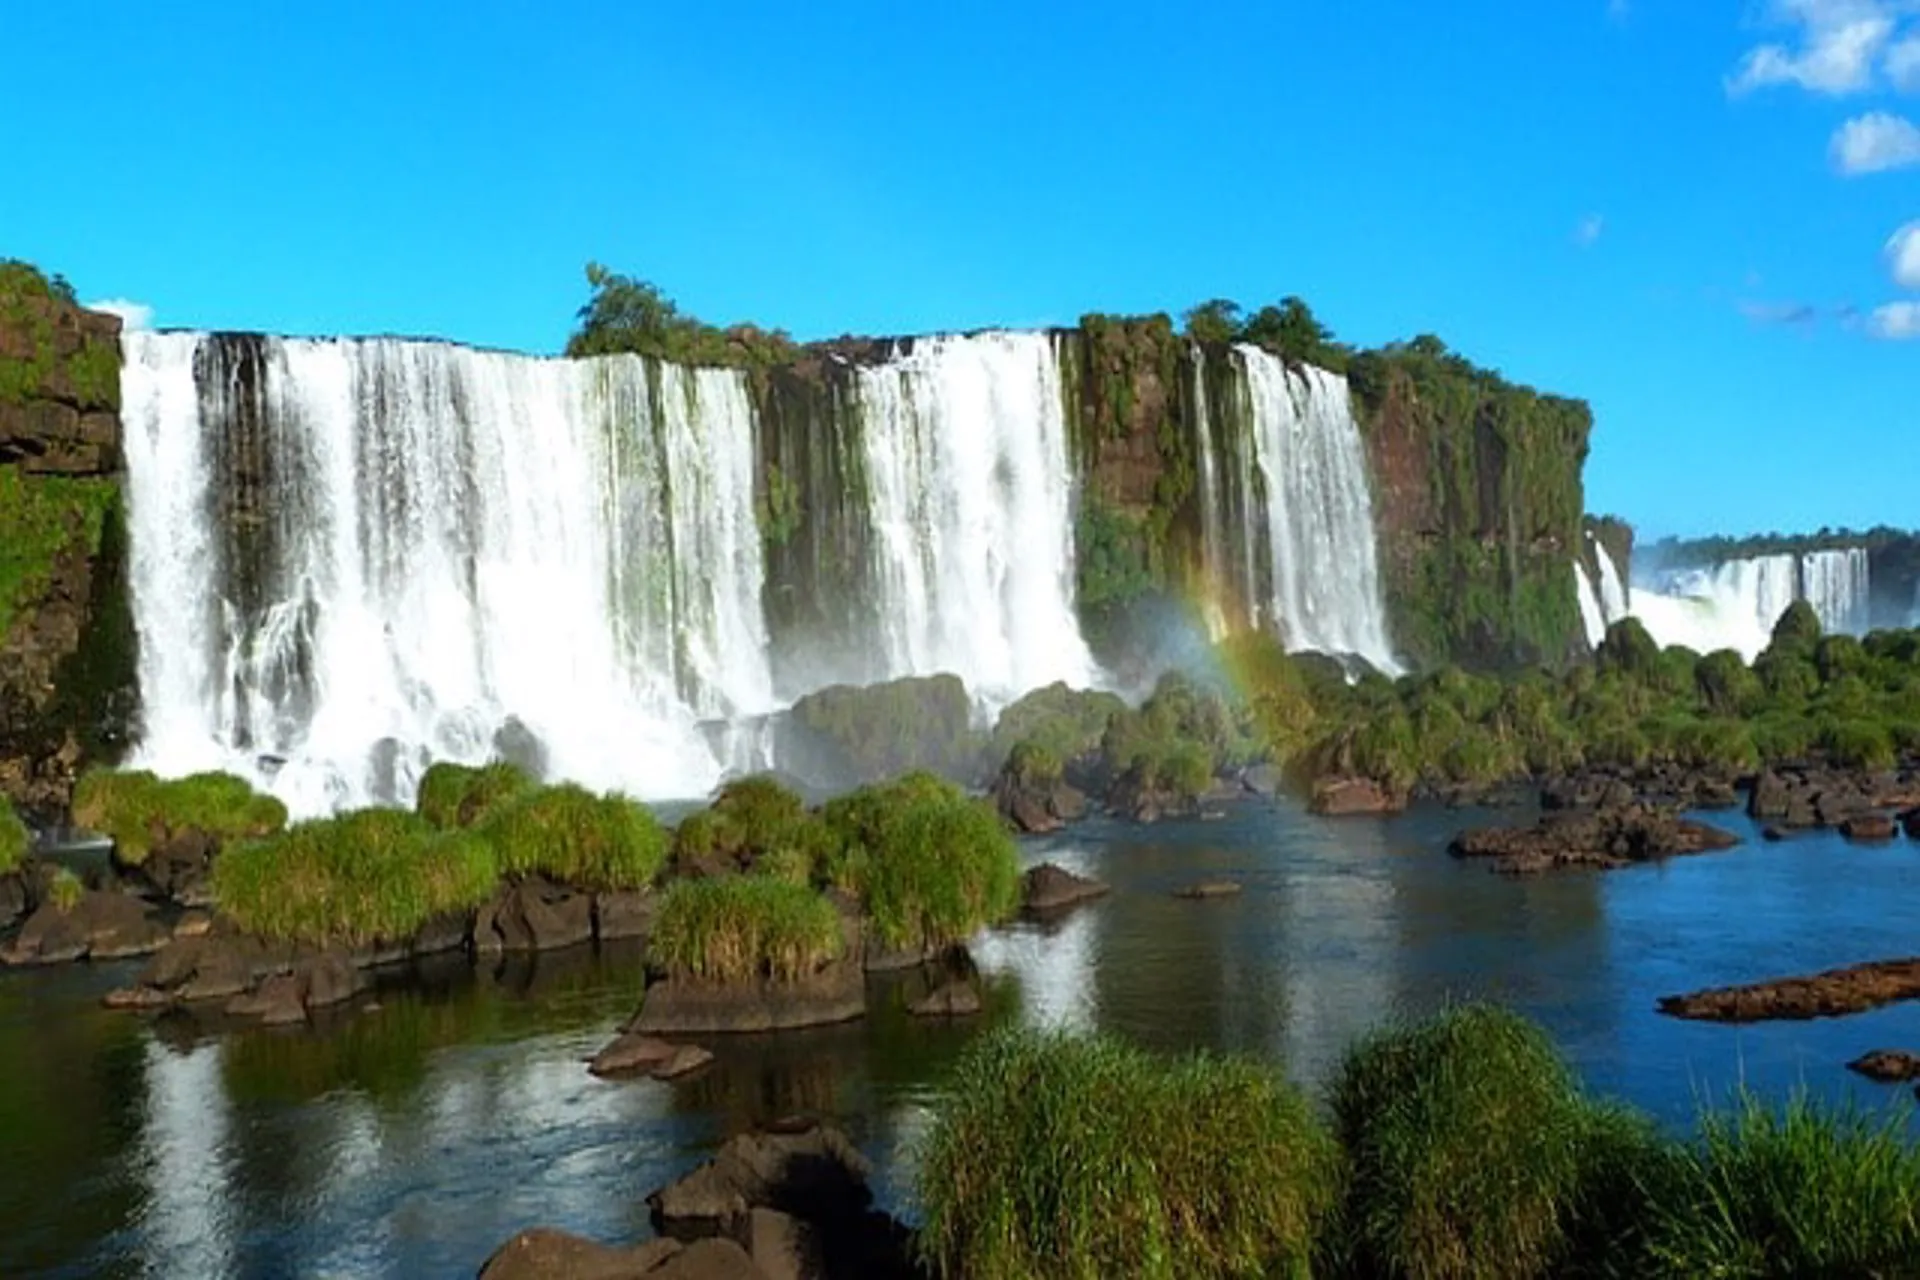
3,799,1917,1278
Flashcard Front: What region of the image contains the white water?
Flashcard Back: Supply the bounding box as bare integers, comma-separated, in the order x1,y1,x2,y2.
1234,347,1399,673
1799,547,1870,636
1626,548,1872,660
854,332,1096,704
1575,562,1607,648
120,332,772,816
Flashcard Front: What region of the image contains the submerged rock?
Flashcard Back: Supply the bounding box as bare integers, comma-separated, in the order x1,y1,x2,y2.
1659,957,1920,1023
1846,1050,1920,1083
590,1033,680,1078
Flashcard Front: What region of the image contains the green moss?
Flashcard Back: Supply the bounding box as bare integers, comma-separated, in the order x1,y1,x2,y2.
72,768,287,865
415,760,536,830
477,783,668,891
790,674,982,784
916,1027,1343,1280
0,470,119,647
213,809,499,946
986,682,1125,773
0,796,28,874
648,874,843,983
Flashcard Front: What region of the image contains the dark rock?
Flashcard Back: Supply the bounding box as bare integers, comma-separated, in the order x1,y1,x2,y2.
1749,770,1791,820
0,890,168,965
488,878,596,952
1660,957,1920,1023
650,1239,769,1280
1846,1050,1920,1083
1841,813,1898,843
631,965,866,1035
1762,825,1792,843
298,950,366,1009
138,829,218,904
226,972,307,1025
649,1123,872,1241
652,1044,715,1080
860,939,940,973
908,981,982,1018
1451,807,1740,876
1241,764,1284,798
591,1033,679,1078
408,911,472,958
1905,809,1920,841
1310,777,1406,816
1816,788,1868,828
1049,784,1088,822
1005,792,1061,835
1173,880,1242,900
1694,780,1740,810
595,890,657,942
0,871,28,930
477,1228,686,1279
1021,863,1108,916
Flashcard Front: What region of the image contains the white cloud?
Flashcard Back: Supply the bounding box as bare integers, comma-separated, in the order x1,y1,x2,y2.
84,298,152,330
1889,32,1920,87
1724,1,1920,95
1887,220,1920,286
1574,213,1606,247
1869,299,1920,336
1832,111,1920,171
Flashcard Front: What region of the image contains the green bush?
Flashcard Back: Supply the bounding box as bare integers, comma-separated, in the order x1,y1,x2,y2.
648,875,843,983
916,1028,1343,1280
1329,1005,1616,1280
478,784,668,891
47,866,83,912
987,683,1126,772
415,760,534,830
0,795,26,875
1644,1092,1920,1276
213,809,498,946
1818,719,1896,772
72,769,287,865
1002,739,1064,789
857,789,1021,953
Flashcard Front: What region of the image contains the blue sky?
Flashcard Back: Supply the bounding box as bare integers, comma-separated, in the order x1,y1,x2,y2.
2,0,1914,540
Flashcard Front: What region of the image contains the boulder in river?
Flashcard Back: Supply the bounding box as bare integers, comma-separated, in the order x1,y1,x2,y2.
1659,957,1920,1023
1846,1050,1920,1083
1310,777,1406,816
1840,813,1898,843
629,964,866,1036
1450,806,1739,876
1,890,169,966
1020,863,1108,916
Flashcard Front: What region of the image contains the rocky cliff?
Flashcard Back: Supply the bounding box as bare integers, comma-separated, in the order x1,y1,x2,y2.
0,263,136,815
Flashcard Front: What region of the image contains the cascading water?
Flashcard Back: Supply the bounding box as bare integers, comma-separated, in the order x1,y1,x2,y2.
1576,538,1633,647
1628,548,1872,660
854,332,1096,703
1232,346,1398,673
1798,548,1869,636
1575,563,1607,648
120,331,773,816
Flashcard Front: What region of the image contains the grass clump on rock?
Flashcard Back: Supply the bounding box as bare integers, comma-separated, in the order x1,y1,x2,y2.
671,775,835,880
72,768,287,864
0,795,27,874
478,783,668,891
415,760,534,830
821,773,1021,952
1329,1003,1641,1280
648,875,843,983
212,809,498,946
47,866,83,912
1643,1091,1920,1276
916,1027,1342,1280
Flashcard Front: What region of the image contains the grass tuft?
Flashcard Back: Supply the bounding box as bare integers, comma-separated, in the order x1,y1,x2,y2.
477,783,667,891
415,760,534,830
47,866,83,912
648,875,843,983
71,768,286,865
212,809,498,946
916,1027,1342,1280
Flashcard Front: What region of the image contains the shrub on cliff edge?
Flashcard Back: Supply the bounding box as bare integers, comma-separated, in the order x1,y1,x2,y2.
916,1027,1343,1280
213,809,497,946
73,768,287,865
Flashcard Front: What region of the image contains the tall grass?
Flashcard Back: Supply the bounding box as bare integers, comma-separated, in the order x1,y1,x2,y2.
1328,1004,1617,1280
916,1027,1342,1280
212,809,498,946
671,775,836,880
72,768,287,864
415,760,533,830
0,795,26,874
477,783,667,891
648,875,843,983
1644,1091,1920,1276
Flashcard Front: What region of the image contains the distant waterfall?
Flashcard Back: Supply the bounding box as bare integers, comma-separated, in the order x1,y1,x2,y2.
1232,347,1398,672
1575,534,1633,647
1576,564,1607,648
1628,548,1872,660
1799,548,1869,635
854,332,1096,702
119,332,772,816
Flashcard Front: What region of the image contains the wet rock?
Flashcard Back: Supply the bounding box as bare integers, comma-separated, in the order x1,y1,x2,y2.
1840,813,1898,843
226,972,307,1025
908,980,981,1018
595,890,657,942
1021,863,1108,916
1005,792,1061,835
1241,764,1284,798
652,1043,715,1080
138,829,218,905
477,1228,687,1279
1905,809,1920,840
1659,957,1920,1023
1749,770,1791,820
650,1122,871,1241
408,910,472,958
486,878,596,952
1310,777,1406,817
1694,779,1740,810
651,1239,769,1280
0,890,168,965
1451,807,1740,876
630,965,866,1035
298,950,366,1009
172,911,214,938
1050,785,1089,823
1846,1050,1920,1083
0,870,32,929
744,1207,810,1280
591,1033,680,1078
1172,880,1242,900
1762,825,1792,843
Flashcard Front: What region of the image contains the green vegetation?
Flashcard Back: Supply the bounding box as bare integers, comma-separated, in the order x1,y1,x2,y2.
477,783,668,891
565,263,799,369
648,874,844,983
789,674,981,784
0,259,116,409
0,469,119,647
0,795,26,874
415,760,534,830
917,1027,1342,1280
1100,671,1253,804
670,774,834,878
985,682,1126,774
212,808,498,946
72,768,287,865
1645,525,1914,568
47,867,84,912
918,1010,1918,1280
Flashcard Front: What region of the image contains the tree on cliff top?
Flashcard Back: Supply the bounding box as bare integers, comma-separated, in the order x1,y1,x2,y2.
566,263,796,367
1183,298,1243,344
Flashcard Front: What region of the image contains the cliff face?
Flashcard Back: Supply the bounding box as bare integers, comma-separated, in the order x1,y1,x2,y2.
0,264,136,815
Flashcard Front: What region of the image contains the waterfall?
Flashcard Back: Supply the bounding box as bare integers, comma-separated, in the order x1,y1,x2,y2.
1577,537,1633,647
1798,548,1869,636
1596,544,1629,621
1233,347,1398,673
853,332,1096,704
1628,549,1871,660
119,332,772,816
1575,562,1607,648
